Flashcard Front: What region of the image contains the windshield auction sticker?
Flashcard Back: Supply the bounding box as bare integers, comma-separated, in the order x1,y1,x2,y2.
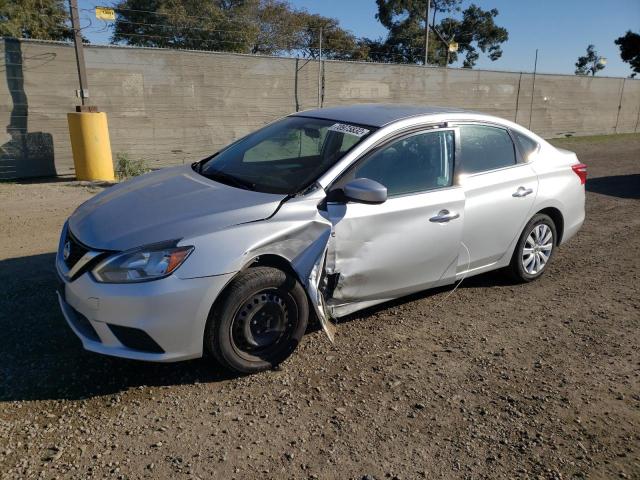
328,123,370,137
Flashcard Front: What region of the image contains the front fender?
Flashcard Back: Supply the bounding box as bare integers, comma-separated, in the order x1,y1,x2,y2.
176,190,336,341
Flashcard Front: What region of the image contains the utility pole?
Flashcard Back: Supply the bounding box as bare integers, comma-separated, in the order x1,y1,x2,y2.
317,27,322,108
68,0,90,109
424,0,431,66
66,0,114,182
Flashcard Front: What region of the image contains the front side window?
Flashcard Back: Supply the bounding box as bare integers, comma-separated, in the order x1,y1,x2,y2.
459,124,516,175
198,117,374,194
350,129,455,197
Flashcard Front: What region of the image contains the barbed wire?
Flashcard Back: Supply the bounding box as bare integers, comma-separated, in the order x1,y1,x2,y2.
12,2,462,69
83,3,347,32
90,4,459,44
71,3,459,65
4,7,454,66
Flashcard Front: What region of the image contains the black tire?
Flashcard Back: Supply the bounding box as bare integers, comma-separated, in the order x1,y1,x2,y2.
507,213,557,283
204,266,309,374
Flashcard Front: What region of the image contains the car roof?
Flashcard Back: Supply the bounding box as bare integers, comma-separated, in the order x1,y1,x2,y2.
292,103,474,128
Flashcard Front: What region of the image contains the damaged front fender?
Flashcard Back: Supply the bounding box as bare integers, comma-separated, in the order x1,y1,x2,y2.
178,188,337,341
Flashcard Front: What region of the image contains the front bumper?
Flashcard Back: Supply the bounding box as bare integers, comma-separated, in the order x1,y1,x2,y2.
57,269,234,362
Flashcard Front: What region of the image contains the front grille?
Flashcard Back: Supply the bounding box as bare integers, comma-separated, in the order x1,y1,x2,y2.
64,231,89,270
108,324,165,354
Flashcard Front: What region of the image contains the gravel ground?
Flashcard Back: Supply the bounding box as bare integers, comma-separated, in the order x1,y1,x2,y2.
1,134,638,480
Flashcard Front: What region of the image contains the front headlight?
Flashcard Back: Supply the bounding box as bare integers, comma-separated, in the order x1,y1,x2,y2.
92,243,194,283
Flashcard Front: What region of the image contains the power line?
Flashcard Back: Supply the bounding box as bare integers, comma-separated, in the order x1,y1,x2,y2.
84,4,325,31
76,5,437,63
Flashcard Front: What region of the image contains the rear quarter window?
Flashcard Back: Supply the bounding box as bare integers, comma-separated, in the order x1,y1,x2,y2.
512,131,540,160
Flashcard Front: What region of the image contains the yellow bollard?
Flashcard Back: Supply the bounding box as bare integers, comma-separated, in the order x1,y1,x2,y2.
67,111,115,181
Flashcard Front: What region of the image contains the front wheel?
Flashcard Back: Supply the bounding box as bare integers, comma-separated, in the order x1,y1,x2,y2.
508,213,557,283
204,267,309,374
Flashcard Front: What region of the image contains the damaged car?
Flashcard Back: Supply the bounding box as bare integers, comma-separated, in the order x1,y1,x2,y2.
56,104,586,373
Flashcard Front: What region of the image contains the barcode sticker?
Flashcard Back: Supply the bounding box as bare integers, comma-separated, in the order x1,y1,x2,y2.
328,123,370,137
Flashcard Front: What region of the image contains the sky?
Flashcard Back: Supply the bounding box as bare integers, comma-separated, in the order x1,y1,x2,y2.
78,0,640,78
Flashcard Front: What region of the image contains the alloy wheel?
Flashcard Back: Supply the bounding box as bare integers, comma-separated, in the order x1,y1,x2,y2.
522,223,554,275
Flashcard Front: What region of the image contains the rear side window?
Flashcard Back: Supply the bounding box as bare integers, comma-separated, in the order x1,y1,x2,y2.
351,129,455,197
459,124,516,174
512,131,539,160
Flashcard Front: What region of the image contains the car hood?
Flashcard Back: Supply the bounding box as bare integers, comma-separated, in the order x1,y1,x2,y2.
68,166,287,251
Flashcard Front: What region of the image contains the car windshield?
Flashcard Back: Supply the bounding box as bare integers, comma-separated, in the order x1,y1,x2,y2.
196,116,375,194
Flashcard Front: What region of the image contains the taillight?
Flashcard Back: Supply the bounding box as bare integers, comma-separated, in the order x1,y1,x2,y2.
571,163,587,185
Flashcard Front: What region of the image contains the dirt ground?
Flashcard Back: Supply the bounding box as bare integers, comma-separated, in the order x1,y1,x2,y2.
1,134,638,480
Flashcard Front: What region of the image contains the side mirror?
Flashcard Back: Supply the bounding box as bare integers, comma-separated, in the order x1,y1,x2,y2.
343,178,387,204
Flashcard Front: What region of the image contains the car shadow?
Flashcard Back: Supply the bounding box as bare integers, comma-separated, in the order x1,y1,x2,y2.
586,174,640,200
1,252,515,402
0,253,239,402
6,175,75,185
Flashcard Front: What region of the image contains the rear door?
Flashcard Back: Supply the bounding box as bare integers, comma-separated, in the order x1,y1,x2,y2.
455,124,539,272
326,128,465,302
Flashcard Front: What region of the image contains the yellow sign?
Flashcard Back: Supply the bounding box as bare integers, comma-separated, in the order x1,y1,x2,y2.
448,42,459,53
95,7,115,21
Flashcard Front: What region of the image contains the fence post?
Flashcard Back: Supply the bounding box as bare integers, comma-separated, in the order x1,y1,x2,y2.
528,49,538,129
514,72,522,122
317,27,322,108
424,0,430,66
614,78,625,133
294,58,300,112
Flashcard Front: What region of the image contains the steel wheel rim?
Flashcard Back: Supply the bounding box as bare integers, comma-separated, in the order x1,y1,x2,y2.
522,223,553,275
230,288,297,361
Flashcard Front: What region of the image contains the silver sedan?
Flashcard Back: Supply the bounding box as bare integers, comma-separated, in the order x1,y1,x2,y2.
56,105,586,373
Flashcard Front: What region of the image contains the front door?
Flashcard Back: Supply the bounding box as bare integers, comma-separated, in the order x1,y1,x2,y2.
325,128,465,303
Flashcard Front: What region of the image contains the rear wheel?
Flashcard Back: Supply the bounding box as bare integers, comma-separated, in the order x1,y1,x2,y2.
508,213,557,283
204,267,308,374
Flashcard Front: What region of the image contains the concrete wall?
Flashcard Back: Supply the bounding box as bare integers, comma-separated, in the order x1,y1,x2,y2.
1,38,639,179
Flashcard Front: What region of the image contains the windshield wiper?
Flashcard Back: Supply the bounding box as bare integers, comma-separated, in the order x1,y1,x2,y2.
201,169,256,191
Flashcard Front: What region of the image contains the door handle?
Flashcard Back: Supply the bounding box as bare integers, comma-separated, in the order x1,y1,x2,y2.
430,209,460,223
513,186,534,197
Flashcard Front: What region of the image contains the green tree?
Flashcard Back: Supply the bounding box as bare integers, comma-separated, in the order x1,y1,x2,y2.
375,0,508,67
0,0,73,40
112,0,256,52
429,0,462,29
575,44,606,76
437,5,508,67
296,12,359,59
248,0,306,55
614,31,640,78
375,0,431,63
111,0,359,59
357,37,398,63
